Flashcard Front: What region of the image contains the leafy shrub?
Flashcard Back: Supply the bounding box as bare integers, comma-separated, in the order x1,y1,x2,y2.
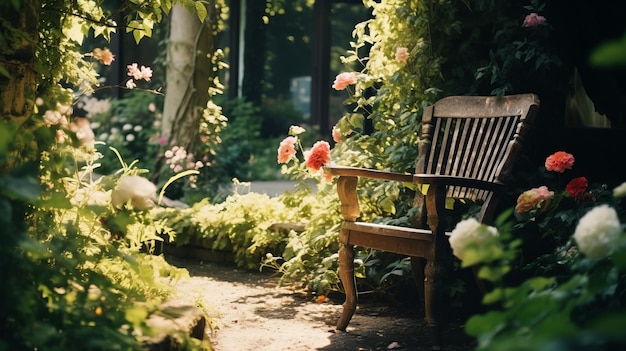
448,150,626,349
0,123,206,350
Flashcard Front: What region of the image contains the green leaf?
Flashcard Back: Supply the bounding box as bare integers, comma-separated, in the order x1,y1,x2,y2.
610,246,626,269
590,33,626,68
482,287,504,304
0,64,10,79
125,305,148,328
38,191,72,209
0,171,40,201
195,1,207,22
587,311,626,335
465,311,506,337
133,29,145,44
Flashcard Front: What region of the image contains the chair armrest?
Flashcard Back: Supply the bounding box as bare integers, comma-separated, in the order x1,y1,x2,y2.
413,174,505,192
323,165,412,222
324,165,414,183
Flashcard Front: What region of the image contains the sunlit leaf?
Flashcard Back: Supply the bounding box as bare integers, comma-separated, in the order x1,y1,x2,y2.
195,1,207,22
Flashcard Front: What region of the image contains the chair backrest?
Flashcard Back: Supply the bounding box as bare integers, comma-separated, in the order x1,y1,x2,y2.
415,94,540,223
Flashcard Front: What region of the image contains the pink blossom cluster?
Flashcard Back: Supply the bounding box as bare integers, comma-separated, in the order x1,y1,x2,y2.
164,146,203,173
126,63,153,89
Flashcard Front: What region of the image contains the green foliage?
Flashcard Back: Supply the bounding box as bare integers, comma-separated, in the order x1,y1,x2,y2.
84,91,165,175
152,189,312,270
473,1,561,96
260,97,307,138
0,122,201,350
590,31,626,68
210,98,263,184
1,1,218,350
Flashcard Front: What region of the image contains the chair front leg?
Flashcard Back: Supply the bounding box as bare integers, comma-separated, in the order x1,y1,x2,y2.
424,259,444,350
336,242,357,331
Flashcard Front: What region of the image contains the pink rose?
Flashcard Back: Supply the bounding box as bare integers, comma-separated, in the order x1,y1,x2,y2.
277,136,298,163
515,186,554,214
523,13,547,28
332,126,342,144
332,72,357,91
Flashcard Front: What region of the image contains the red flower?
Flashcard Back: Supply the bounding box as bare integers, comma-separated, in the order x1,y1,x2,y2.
305,141,331,171
545,151,575,173
565,176,588,199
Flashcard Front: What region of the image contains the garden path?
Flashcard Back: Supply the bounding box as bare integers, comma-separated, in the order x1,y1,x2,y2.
166,255,474,351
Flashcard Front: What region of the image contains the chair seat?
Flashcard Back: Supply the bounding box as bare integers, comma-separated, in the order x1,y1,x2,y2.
341,221,441,258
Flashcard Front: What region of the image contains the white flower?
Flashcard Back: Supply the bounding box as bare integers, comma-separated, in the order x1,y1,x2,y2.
448,218,498,261
613,182,626,198
125,134,135,142
289,125,306,136
133,125,143,132
110,175,157,210
122,123,133,131
573,205,621,259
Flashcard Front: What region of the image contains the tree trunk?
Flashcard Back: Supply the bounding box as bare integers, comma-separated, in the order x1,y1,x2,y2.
161,4,213,155
0,0,40,126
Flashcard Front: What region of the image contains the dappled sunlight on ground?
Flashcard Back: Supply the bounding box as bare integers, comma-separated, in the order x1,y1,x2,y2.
166,255,474,351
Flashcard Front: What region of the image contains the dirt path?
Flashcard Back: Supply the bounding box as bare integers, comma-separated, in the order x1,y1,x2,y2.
166,255,474,351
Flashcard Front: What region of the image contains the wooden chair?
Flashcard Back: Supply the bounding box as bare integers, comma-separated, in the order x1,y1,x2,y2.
323,94,540,349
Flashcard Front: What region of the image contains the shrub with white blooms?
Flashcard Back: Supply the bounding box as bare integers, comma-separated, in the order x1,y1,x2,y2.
448,218,499,260
573,204,622,259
